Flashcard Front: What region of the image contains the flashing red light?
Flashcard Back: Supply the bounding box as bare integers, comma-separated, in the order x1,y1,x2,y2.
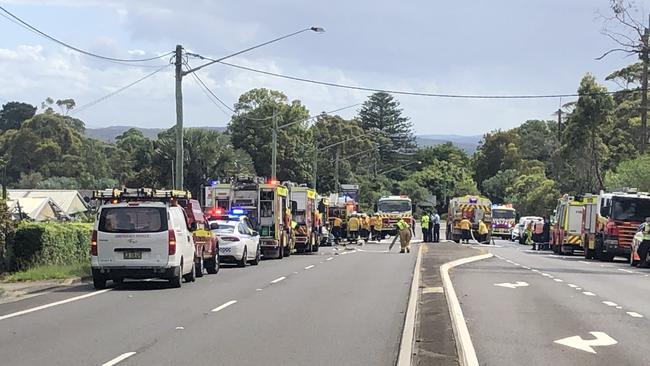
268,179,279,186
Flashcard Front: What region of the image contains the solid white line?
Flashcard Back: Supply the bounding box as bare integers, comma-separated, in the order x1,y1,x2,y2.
554,279,564,282
522,266,531,270
326,257,334,261
397,244,423,366
0,289,111,322
627,311,644,318
101,352,136,366
270,276,286,284
603,301,618,307
440,253,493,366
578,261,590,264
618,268,635,274
568,284,579,288
211,300,237,312
583,291,596,296
305,265,315,270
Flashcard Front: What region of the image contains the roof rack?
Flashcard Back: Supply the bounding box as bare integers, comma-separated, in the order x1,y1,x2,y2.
92,188,192,203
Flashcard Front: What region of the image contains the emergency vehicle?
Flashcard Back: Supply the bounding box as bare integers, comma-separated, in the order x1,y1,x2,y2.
328,191,358,239
289,185,319,253
317,195,330,246
581,189,650,262
204,181,233,212
375,195,413,237
550,195,584,255
447,195,493,243
258,180,293,259
491,205,516,240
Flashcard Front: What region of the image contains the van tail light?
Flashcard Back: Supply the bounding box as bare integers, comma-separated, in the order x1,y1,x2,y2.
220,236,240,242
168,229,177,255
90,230,98,256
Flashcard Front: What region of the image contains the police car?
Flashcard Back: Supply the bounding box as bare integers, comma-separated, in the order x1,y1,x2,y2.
209,209,261,267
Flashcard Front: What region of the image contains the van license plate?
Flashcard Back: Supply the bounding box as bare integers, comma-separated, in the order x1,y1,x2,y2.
124,252,142,259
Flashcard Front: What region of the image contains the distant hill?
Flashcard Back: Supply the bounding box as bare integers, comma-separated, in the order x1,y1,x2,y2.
85,126,226,142
416,134,482,154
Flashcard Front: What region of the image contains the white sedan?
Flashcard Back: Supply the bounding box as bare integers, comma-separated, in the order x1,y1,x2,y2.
210,217,261,267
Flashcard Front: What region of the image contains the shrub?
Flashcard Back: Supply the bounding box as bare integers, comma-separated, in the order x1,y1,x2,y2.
7,222,91,271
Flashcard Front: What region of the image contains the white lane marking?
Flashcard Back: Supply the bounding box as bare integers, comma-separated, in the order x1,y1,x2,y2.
554,279,564,282
440,253,493,366
270,276,286,284
305,265,315,270
627,312,644,318
175,326,184,330
293,271,298,274
532,269,540,273
211,300,237,312
583,292,596,296
541,273,553,278
568,284,579,288
256,288,263,291
616,306,623,309
326,257,334,261
422,286,444,294
522,266,531,270
494,281,529,289
397,244,423,366
101,352,137,366
512,262,520,266
579,261,590,264
602,301,618,307
506,260,514,264
0,289,111,322
576,288,582,291
618,268,635,274
494,254,503,259
554,332,617,354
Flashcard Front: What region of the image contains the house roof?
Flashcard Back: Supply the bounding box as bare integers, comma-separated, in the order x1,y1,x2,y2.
8,190,88,215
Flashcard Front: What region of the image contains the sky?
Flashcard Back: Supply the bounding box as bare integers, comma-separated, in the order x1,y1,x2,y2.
0,0,647,135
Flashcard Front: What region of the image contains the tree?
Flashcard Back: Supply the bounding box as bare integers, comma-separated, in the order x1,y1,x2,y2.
358,92,416,167
55,99,76,115
228,88,313,181
406,159,478,209
0,102,37,132
481,169,518,204
473,130,522,186
415,142,470,167
505,172,560,217
605,154,650,191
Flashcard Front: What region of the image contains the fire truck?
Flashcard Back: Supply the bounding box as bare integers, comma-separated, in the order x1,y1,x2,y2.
328,191,358,239
317,195,330,246
290,185,319,253
447,195,492,243
491,204,517,240
581,189,650,262
550,195,585,255
375,195,413,237
204,181,234,213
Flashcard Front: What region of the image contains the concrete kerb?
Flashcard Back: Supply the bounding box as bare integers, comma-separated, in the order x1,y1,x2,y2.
397,243,423,366
440,253,493,366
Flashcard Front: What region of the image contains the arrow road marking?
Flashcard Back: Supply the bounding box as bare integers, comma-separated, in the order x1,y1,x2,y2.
494,281,529,289
554,331,617,354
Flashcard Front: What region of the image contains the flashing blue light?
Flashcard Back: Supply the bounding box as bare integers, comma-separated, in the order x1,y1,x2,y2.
211,179,219,187
231,208,245,215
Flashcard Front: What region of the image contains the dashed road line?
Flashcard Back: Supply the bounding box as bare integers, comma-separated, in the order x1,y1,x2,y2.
627,312,644,318
603,301,618,307
270,276,286,284
305,265,315,270
582,291,596,296
326,257,334,261
211,300,238,312
101,352,137,366
568,284,579,288
0,288,111,322
578,261,590,264
554,279,564,282
618,268,636,274
522,266,531,270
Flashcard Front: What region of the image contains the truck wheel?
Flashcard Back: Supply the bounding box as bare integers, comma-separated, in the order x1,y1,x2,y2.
249,244,260,266
237,247,248,267
183,263,196,282
205,254,219,274
195,257,204,278
93,276,107,290
170,264,182,288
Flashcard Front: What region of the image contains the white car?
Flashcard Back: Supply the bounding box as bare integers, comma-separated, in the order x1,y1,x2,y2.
211,216,261,267
91,201,197,289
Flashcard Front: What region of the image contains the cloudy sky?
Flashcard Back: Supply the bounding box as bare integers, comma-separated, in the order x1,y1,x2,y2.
0,0,646,135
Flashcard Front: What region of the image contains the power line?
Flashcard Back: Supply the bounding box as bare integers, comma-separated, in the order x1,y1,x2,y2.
209,60,637,100
72,64,171,115
183,63,232,116
0,5,173,66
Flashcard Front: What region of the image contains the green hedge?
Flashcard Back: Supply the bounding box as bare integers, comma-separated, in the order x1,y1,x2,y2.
7,222,92,271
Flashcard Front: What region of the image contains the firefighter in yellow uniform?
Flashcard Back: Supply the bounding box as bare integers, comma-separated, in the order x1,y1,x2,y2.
374,215,383,241
396,217,412,253
459,217,472,244
478,220,489,244
347,214,360,242
332,216,343,241
360,214,371,243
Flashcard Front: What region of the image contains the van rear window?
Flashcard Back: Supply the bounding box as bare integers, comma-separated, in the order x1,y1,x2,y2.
99,207,168,233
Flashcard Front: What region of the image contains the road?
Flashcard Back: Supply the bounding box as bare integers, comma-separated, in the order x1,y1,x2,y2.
0,241,418,366
452,239,650,366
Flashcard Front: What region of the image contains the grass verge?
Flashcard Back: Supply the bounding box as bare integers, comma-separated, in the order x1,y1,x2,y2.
4,263,90,282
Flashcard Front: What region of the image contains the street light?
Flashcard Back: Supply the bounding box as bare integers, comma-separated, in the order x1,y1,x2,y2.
174,26,325,189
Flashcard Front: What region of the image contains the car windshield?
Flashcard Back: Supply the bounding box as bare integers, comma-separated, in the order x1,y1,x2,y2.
611,198,650,222
493,210,516,219
98,207,167,233
211,224,235,234
377,200,411,213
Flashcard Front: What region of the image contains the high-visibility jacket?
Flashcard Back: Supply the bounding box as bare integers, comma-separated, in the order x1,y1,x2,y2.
291,220,298,229
421,215,430,229
374,216,383,230
459,219,472,230
396,218,410,231
333,217,343,227
643,223,650,240
478,221,489,235
348,217,360,231
361,217,371,230
369,216,377,226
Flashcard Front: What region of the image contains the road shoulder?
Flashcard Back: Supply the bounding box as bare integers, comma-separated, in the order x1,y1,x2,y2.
414,242,483,366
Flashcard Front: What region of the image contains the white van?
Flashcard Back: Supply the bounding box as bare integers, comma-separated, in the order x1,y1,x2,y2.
91,201,197,289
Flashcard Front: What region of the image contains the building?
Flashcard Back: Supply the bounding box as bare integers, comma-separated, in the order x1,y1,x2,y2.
7,190,89,220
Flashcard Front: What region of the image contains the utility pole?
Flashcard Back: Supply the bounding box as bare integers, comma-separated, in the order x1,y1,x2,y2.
272,109,277,180
641,17,649,153
174,45,184,189
557,108,562,143
311,148,318,190
334,147,340,192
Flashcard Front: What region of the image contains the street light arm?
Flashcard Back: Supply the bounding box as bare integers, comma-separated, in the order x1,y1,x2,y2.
183,27,323,75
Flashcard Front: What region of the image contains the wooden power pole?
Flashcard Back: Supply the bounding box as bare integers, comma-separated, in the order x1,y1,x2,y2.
174,45,184,189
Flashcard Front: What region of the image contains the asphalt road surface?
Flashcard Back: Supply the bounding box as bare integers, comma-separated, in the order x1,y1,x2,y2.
0,241,418,366
452,239,650,366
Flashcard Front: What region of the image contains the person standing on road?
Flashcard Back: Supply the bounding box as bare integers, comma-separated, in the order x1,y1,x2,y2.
432,211,441,243
374,214,383,241
347,214,360,241
459,216,472,244
396,217,412,253
332,215,343,241
421,212,430,242
478,220,489,243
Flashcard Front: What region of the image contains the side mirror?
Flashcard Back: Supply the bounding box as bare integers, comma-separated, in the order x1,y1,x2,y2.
209,222,219,230
291,201,298,214
600,206,609,217
252,231,259,237
190,221,198,231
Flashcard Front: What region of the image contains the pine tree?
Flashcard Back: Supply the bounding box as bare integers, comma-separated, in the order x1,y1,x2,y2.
358,92,416,167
